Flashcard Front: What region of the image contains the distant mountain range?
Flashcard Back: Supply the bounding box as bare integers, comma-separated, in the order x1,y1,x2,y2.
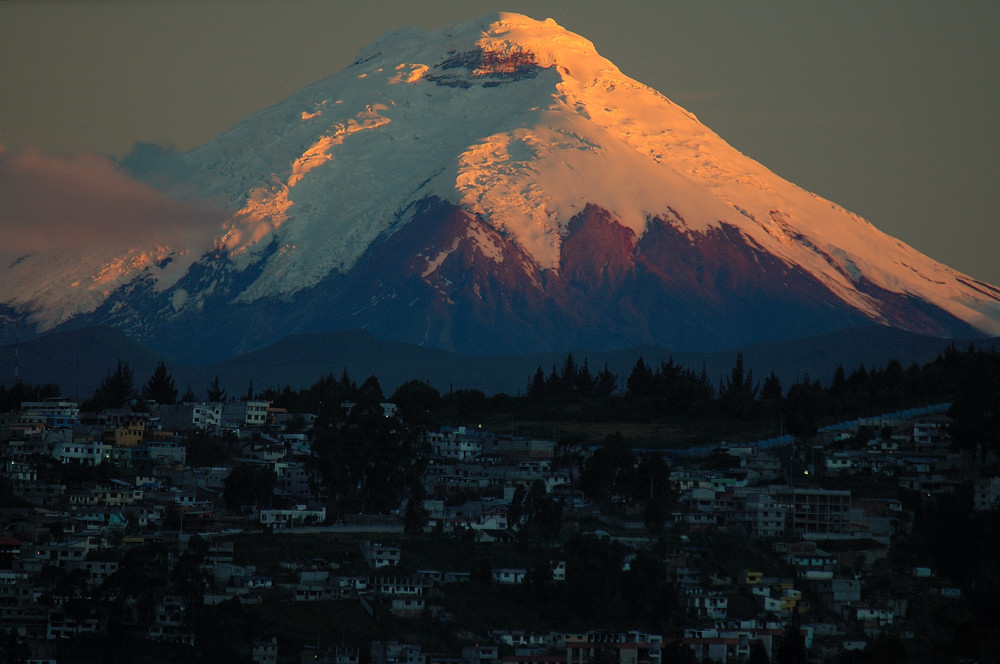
1,325,994,403
2,13,998,366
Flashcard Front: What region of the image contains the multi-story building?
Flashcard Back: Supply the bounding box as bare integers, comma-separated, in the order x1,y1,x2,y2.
19,400,79,429
770,487,851,536
153,403,223,431
564,632,662,664
361,541,401,568
222,401,270,427
258,504,326,529
371,641,426,664
426,426,490,461
683,588,729,619
52,438,107,466
736,492,786,539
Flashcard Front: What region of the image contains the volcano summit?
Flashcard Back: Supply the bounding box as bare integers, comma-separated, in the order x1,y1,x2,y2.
3,12,999,362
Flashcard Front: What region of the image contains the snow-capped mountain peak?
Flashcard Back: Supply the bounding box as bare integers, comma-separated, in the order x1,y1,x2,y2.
3,13,999,360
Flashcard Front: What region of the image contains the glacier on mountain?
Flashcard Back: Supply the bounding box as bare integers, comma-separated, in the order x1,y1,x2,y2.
2,12,999,357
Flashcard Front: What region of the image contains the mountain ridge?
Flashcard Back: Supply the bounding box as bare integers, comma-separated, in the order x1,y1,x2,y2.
2,12,998,360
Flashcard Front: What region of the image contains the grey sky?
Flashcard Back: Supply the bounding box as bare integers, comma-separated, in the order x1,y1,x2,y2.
1,0,997,285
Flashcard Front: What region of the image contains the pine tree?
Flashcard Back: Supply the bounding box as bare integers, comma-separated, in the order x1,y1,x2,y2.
576,357,595,396
595,363,618,397
87,360,135,411
142,361,177,405
508,483,526,531
774,609,807,664
403,485,429,535
206,375,226,403
719,352,759,419
761,370,783,400
528,366,547,398
626,357,654,398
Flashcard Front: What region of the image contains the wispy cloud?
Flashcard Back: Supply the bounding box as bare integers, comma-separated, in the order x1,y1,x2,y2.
0,146,226,254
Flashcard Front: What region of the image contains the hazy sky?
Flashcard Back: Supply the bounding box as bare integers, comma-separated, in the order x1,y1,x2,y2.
1,0,997,285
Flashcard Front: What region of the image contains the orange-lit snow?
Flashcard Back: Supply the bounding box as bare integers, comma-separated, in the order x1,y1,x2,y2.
5,12,999,337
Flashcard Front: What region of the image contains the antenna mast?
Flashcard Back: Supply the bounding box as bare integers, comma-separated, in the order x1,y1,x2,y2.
13,319,19,384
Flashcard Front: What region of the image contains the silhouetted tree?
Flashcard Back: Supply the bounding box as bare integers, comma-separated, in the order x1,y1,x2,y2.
595,362,618,397
391,379,442,428
719,352,759,419
222,464,276,512
518,479,563,542
774,609,807,664
575,357,595,396
580,433,635,502
508,483,526,531
949,350,1000,463
528,366,547,398
785,376,823,441
560,354,578,396
761,370,783,400
749,640,770,664
354,375,385,413
0,381,59,412
206,375,226,403
620,550,671,624
403,484,429,535
652,357,714,415
626,357,654,399
141,361,177,405
660,641,697,664
87,360,135,411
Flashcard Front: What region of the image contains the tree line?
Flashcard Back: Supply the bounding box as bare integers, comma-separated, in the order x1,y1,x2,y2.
3,343,998,452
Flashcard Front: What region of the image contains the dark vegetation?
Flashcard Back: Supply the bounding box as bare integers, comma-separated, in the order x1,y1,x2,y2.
249,343,1000,458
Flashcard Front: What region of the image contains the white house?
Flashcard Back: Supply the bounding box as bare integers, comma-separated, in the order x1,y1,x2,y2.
492,568,527,585
259,504,326,528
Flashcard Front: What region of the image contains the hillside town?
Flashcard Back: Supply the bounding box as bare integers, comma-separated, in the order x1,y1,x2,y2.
0,351,998,664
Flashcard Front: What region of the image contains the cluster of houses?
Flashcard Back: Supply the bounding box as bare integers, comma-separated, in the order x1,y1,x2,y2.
0,395,991,662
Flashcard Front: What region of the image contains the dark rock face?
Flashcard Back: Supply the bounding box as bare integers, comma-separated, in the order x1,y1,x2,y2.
428,47,549,88
51,196,984,363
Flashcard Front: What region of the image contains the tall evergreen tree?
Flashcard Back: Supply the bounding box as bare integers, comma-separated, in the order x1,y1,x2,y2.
949,350,1000,463
141,361,177,405
87,360,135,411
560,354,578,396
595,363,618,397
403,484,429,535
626,357,654,398
528,366,547,398
576,357,595,396
719,352,759,419
761,370,783,400
774,609,807,664
206,375,226,403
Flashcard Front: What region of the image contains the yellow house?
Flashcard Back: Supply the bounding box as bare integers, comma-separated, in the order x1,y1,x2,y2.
114,421,145,447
